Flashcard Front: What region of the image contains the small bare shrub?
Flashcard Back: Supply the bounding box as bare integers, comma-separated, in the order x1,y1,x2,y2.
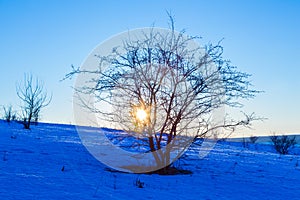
270,134,296,155
134,177,144,188
249,135,259,143
3,105,15,123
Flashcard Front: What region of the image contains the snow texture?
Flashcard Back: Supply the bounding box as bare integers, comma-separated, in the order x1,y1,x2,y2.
0,121,299,200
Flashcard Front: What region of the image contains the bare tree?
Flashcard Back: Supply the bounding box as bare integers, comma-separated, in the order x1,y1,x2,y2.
270,134,296,155
16,74,51,129
66,18,261,173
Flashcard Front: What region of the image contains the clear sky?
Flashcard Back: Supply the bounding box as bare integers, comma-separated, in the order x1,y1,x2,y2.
0,0,299,136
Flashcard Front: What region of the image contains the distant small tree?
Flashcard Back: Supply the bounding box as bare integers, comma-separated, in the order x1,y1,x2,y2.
270,134,296,155
16,74,51,129
3,105,16,123
249,135,259,143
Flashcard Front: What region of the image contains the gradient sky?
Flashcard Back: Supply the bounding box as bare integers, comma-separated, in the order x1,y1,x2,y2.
0,0,299,136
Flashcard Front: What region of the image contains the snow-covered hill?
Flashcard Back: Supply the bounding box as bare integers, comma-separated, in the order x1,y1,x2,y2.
0,121,299,200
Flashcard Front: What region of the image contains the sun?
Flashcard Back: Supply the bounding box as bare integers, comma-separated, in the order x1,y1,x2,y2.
136,108,147,122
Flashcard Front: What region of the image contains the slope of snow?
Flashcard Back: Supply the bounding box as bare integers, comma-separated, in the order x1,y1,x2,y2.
0,121,299,200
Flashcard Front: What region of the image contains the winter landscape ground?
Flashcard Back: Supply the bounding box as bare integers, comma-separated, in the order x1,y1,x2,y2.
1,120,300,200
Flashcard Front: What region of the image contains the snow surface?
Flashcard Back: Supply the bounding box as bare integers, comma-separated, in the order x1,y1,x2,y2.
0,120,300,200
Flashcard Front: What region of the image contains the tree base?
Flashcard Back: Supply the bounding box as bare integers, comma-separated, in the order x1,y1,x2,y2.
105,166,192,175
148,166,192,175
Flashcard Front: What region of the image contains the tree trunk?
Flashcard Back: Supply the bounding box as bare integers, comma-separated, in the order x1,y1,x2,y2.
148,136,161,167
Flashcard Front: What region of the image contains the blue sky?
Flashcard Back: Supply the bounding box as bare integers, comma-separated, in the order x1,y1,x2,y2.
0,0,299,136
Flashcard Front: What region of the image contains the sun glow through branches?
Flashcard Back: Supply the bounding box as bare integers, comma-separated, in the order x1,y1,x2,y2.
136,108,147,122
